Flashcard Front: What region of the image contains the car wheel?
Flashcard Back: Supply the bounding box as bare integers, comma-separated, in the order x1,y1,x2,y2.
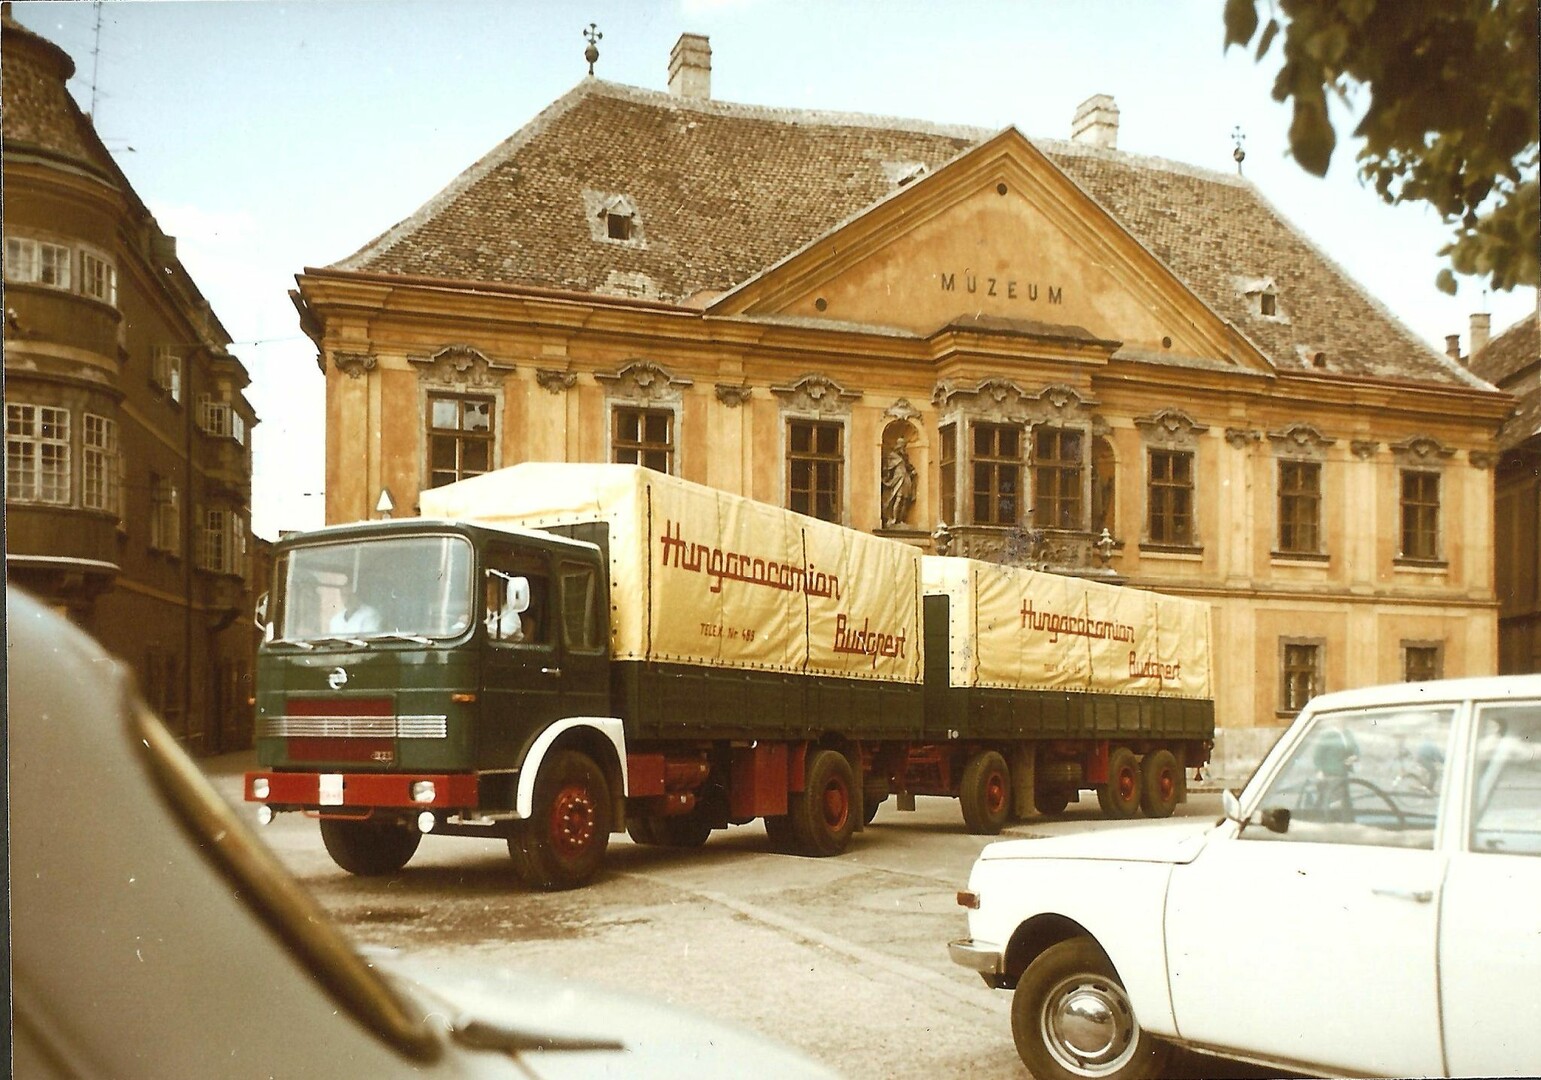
960,750,1013,834
1138,749,1181,819
1011,938,1169,1080
1098,747,1142,819
319,816,421,876
787,749,857,857
508,749,611,890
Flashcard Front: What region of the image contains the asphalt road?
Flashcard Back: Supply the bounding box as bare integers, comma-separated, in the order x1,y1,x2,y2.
211,767,1285,1079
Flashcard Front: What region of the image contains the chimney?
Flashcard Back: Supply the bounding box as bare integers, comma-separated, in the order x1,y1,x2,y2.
1071,94,1119,149
668,33,711,100
1470,312,1491,357
1445,334,1463,363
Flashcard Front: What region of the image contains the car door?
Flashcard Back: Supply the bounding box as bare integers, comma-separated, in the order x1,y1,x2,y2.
1440,698,1541,1077
1165,702,1456,1077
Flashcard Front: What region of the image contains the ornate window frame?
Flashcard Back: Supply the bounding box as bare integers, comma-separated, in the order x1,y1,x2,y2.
1269,422,1334,561
772,374,860,523
1390,436,1453,566
597,360,692,477
1136,407,1206,552
410,345,511,492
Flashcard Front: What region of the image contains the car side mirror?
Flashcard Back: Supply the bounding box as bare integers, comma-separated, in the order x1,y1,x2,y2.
1260,807,1291,834
1222,788,1244,825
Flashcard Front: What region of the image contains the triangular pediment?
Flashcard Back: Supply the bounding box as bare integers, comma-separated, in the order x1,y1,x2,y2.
709,128,1270,371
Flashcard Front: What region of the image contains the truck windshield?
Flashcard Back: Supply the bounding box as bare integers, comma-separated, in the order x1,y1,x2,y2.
273,535,473,642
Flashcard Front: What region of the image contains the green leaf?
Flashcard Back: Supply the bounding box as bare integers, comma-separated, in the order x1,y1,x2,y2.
1289,93,1336,176
1435,267,1457,294
1256,18,1280,59
1224,0,1260,49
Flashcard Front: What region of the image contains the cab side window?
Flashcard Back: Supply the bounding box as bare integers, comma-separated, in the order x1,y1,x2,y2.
1469,703,1541,856
560,562,602,651
485,548,551,647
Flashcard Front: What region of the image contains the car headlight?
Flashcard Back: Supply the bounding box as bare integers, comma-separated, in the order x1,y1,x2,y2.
410,781,437,804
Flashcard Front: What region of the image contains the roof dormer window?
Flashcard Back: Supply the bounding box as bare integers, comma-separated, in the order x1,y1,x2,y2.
1238,276,1282,320
1259,288,1277,317
586,191,645,247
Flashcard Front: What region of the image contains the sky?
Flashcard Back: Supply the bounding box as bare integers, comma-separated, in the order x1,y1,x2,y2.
12,0,1537,540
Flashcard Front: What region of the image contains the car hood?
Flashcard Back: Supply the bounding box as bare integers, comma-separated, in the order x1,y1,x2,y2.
377,951,838,1079
977,819,1215,866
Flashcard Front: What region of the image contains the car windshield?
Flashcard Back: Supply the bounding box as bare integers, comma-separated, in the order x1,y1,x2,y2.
273,534,473,641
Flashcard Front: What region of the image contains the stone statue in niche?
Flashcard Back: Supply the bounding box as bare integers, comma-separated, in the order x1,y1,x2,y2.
881,435,918,529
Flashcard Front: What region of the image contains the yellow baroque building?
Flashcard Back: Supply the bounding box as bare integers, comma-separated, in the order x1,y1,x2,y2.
294,36,1512,774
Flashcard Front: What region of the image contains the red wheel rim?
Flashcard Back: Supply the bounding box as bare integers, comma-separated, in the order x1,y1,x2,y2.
985,770,1008,815
821,777,850,831
548,782,597,858
1117,767,1137,802
1157,769,1175,802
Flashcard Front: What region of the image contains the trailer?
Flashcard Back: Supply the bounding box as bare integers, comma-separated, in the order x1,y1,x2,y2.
246,463,1212,889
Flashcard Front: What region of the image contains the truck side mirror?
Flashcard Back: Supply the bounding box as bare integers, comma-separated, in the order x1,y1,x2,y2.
254,592,271,639
505,577,530,614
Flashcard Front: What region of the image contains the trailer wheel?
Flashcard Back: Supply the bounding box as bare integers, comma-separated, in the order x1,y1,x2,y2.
787,749,857,857
320,816,421,877
763,814,794,852
1097,747,1142,819
652,811,713,847
1034,787,1072,817
1139,750,1182,819
509,749,612,890
960,750,1012,834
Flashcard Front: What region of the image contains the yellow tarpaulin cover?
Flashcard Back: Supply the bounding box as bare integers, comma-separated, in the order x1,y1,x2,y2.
922,556,1213,699
420,464,922,684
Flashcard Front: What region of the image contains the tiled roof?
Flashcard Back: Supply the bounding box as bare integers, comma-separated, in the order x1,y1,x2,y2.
338,79,1480,388
1470,309,1541,446
0,9,104,173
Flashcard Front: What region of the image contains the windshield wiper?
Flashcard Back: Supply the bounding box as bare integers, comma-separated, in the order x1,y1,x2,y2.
362,632,434,645
267,638,316,651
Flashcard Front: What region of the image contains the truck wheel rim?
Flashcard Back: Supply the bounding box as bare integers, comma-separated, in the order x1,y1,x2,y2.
549,783,596,857
821,778,850,831
1040,973,1138,1077
986,770,1008,815
1116,768,1137,803
1156,769,1175,802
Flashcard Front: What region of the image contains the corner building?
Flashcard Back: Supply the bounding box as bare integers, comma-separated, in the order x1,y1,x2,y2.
3,7,260,753
295,36,1510,772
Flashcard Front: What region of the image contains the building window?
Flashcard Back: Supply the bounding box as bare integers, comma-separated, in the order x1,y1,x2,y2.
6,403,71,505
939,423,957,525
787,418,843,522
197,395,245,443
198,508,249,576
427,393,493,489
83,413,122,516
1281,640,1322,713
1278,460,1321,554
151,475,181,555
1403,643,1441,683
153,347,183,403
80,250,117,306
971,422,1021,526
1400,470,1440,560
612,406,673,474
1259,289,1277,317
606,210,633,241
1147,449,1194,546
4,236,71,289
1032,426,1083,529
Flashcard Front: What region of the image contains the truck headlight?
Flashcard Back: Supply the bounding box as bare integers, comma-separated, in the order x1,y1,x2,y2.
252,777,270,800
410,780,437,804
417,811,436,834
255,804,274,826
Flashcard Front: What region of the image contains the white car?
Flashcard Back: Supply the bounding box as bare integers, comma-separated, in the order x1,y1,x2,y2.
950,676,1541,1079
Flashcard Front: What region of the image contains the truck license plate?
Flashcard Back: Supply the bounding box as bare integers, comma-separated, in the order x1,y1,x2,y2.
319,774,344,806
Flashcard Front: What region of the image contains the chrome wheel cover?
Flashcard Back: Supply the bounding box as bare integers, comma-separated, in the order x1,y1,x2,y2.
1039,972,1140,1077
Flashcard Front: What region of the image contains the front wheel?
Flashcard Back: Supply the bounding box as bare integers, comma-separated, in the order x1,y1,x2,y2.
320,816,421,876
508,749,612,890
1011,938,1170,1080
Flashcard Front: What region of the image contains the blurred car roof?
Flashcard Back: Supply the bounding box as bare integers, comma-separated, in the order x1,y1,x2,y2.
8,587,835,1079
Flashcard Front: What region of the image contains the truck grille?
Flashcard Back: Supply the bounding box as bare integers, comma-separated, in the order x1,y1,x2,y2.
262,697,448,739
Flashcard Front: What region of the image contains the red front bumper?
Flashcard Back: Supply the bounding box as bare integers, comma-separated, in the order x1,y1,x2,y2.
245,771,479,809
